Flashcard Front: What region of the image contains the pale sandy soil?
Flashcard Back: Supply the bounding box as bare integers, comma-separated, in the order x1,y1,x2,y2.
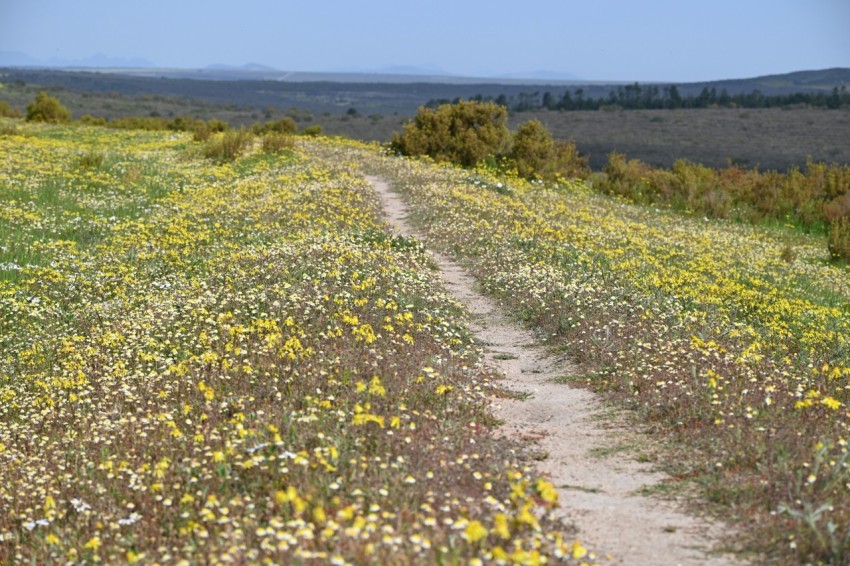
368,175,744,566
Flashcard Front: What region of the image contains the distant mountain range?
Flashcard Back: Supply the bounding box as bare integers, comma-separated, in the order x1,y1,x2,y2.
204,62,279,72
494,70,581,81
0,51,580,82
1,50,847,92
0,50,154,69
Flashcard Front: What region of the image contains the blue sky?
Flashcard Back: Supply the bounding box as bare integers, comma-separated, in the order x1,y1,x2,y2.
1,0,848,82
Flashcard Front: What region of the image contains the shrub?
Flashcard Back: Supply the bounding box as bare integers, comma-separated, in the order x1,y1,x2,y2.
26,91,71,123
301,125,323,137
169,116,204,132
828,217,850,262
255,118,296,135
824,191,850,225
108,116,171,131
206,119,229,133
549,140,590,180
202,130,254,162
601,152,667,204
510,119,555,179
509,119,589,181
78,115,107,126
391,100,511,167
192,126,214,142
0,100,21,118
261,132,294,154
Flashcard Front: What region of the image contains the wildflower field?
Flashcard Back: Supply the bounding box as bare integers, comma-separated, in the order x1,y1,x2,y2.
351,146,850,562
0,121,585,564
3,117,850,564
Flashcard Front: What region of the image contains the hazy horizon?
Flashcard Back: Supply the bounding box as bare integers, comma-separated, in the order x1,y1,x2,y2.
1,0,848,83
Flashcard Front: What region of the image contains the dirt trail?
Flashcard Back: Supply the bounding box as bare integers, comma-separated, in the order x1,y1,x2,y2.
368,175,741,565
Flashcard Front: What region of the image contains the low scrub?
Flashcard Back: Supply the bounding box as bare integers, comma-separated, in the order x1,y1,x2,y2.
254,117,297,135
75,149,107,170
260,132,294,154
599,152,850,259
828,217,850,261
26,91,71,123
201,129,254,162
0,100,21,118
509,119,589,181
300,124,323,137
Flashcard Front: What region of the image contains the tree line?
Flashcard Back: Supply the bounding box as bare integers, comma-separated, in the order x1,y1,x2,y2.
427,84,850,112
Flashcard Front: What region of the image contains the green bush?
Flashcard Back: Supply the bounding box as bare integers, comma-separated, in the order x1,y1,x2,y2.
510,119,554,179
75,150,107,169
0,100,21,118
192,126,214,142
261,132,294,154
78,115,107,126
509,119,589,181
26,91,71,123
193,119,229,142
202,130,254,162
258,117,297,135
169,116,204,132
108,116,171,131
205,119,229,133
301,125,323,137
391,100,511,167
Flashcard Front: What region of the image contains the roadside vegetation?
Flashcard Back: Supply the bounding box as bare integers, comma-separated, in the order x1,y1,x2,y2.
0,118,591,564
349,142,850,563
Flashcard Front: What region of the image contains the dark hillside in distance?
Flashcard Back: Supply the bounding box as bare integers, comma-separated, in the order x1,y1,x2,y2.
677,67,850,95
676,67,850,96
2,67,848,116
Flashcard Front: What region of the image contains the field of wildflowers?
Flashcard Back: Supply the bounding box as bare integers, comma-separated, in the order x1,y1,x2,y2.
0,120,589,564
352,146,850,562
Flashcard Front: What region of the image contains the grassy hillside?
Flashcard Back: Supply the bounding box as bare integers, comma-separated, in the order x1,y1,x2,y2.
351,147,850,563
0,120,587,564
2,118,850,562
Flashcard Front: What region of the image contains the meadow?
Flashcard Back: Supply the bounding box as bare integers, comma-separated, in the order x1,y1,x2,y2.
3,116,850,563
0,121,588,564
352,148,850,562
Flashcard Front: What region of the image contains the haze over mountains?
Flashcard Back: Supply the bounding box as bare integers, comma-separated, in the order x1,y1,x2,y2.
0,50,582,82
2,49,848,94
0,50,154,69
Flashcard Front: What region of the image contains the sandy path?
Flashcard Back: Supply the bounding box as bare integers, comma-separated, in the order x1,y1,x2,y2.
367,175,740,565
